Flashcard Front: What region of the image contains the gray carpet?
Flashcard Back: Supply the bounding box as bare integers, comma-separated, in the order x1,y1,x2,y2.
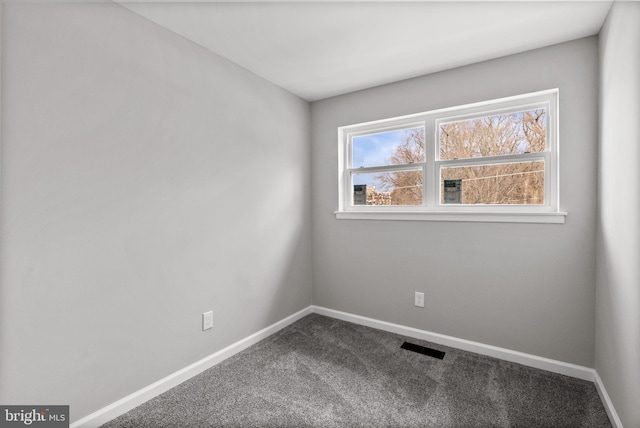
102,314,611,427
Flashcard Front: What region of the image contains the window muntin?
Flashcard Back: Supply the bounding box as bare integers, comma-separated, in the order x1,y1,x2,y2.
338,89,559,217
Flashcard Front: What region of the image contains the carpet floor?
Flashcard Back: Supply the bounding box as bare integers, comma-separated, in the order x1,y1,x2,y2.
102,314,611,427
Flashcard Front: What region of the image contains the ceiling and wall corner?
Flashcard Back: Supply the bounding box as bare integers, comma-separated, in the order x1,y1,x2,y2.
116,0,613,101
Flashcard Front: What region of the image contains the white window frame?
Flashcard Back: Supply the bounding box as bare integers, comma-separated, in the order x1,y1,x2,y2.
336,89,566,223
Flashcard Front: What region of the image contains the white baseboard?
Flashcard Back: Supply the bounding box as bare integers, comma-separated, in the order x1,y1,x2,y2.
594,370,624,428
312,306,596,381
70,306,313,428
72,304,622,428
313,306,625,426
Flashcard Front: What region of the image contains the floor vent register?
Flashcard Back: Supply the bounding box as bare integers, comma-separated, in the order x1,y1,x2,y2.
401,342,445,360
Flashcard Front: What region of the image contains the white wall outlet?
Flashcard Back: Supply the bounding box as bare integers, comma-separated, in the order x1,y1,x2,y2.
414,292,425,308
202,311,213,331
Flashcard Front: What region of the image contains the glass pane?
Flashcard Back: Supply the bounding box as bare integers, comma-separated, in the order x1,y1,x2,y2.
352,127,425,168
439,109,547,160
353,170,423,206
440,161,544,205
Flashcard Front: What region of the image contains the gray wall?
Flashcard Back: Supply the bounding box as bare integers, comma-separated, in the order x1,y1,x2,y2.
596,2,640,426
311,37,599,367
0,3,311,422
4,1,632,423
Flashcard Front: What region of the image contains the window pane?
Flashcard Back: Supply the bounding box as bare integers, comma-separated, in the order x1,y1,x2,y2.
439,109,547,160
440,161,544,205
353,170,423,206
352,127,425,168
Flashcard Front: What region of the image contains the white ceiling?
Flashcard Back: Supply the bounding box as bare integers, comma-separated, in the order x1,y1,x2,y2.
117,1,613,101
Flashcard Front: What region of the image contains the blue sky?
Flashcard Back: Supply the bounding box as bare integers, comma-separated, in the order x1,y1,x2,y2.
352,128,409,168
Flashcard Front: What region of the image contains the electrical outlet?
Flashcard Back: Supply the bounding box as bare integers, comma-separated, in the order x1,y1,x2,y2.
414,292,425,308
202,311,213,330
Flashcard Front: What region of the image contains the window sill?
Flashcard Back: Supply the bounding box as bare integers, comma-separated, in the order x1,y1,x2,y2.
334,211,567,224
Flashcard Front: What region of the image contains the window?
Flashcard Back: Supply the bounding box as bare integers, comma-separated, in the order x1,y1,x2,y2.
337,89,565,223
